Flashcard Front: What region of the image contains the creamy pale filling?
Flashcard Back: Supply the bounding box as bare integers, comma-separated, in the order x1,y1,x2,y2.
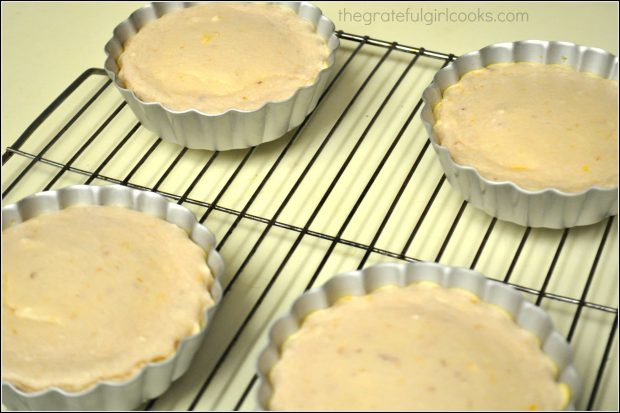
433,62,618,192
1,205,214,392
269,283,566,411
118,3,329,114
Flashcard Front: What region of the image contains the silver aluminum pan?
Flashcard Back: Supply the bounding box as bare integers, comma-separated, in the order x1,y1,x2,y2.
420,40,618,228
256,262,580,410
104,1,339,151
1,185,225,411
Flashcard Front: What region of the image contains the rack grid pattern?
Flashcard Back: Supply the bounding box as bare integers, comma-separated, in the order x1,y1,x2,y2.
2,31,618,411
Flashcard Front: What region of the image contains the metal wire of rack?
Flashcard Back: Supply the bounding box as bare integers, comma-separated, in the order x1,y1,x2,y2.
1,31,618,411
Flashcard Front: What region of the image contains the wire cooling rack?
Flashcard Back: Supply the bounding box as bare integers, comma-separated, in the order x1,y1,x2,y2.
2,31,618,411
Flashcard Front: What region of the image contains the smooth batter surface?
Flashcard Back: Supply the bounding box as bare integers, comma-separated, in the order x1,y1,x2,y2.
434,63,618,192
1,205,214,392
269,283,566,410
118,3,329,114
